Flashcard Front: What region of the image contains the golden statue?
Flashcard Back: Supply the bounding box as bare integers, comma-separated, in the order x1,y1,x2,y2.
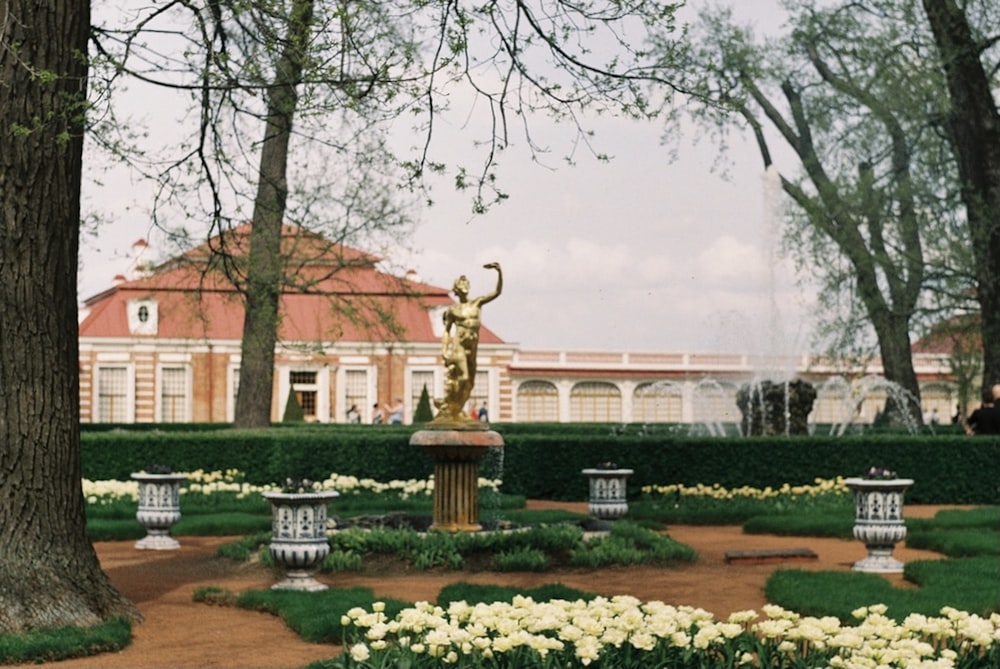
432,262,502,425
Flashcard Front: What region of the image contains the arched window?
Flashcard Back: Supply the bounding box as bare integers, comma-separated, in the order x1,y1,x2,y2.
570,382,621,422
516,380,559,422
634,382,682,423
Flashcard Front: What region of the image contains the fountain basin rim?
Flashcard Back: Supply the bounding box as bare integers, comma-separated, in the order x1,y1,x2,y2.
410,429,504,448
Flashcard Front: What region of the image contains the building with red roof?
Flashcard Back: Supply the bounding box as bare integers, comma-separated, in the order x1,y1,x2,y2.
79,223,967,427
78,223,514,424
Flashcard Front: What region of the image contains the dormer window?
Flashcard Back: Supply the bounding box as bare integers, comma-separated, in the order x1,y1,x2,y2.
127,299,158,335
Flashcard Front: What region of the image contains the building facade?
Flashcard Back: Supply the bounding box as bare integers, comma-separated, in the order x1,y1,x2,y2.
78,225,961,428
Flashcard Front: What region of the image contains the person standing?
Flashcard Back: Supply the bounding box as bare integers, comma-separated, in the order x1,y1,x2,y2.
965,389,1000,435
386,398,404,425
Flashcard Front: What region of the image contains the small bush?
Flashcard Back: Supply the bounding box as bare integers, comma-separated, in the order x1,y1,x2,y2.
322,549,364,572
192,586,237,606
493,547,550,572
570,537,647,568
216,532,270,562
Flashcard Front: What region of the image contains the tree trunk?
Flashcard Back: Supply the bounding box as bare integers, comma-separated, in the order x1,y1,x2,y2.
0,0,140,631
923,0,1000,393
233,0,315,428
868,308,923,425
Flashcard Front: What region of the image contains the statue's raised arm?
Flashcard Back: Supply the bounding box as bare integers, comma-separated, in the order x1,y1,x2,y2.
432,262,502,426
476,262,503,306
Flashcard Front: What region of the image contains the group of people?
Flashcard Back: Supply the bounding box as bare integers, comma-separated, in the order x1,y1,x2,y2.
964,384,1000,436
344,398,489,425
344,400,404,425
365,399,404,425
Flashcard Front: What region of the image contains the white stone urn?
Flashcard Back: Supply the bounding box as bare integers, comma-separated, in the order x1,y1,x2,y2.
262,490,339,591
131,472,188,550
844,476,914,573
582,465,634,520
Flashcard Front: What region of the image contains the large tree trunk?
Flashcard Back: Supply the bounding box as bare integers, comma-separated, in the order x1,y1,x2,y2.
233,0,315,429
923,0,1000,393
868,309,923,425
0,0,140,631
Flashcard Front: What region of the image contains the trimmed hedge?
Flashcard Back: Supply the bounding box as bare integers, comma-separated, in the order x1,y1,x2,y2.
80,425,1000,504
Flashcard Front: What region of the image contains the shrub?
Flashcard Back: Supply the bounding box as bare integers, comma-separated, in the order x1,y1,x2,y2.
322,550,364,572
412,384,434,423
493,548,550,572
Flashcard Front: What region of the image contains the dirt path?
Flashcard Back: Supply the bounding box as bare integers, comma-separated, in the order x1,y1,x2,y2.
43,504,961,669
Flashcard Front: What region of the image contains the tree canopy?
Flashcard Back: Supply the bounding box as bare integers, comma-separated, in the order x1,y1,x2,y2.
663,0,1000,415
90,0,691,426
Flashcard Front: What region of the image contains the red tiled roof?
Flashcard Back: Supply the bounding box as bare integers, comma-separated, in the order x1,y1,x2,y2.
79,224,504,345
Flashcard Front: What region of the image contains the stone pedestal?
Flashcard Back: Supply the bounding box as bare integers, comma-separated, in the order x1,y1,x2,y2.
844,477,913,573
132,472,187,550
262,491,339,591
582,468,633,519
411,428,504,532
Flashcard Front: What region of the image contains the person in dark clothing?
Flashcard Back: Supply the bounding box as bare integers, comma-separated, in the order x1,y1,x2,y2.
965,388,1000,435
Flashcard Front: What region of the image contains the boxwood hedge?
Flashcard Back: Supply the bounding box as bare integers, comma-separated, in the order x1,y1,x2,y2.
80,424,1000,504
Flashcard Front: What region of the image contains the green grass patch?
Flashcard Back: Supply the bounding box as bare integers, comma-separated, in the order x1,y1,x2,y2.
766,556,1000,621
172,512,272,536
86,518,146,542
0,617,132,664
906,529,1000,557
923,506,999,529
216,531,270,561
232,587,410,644
501,508,590,525
742,512,854,538
628,500,760,525
88,513,272,543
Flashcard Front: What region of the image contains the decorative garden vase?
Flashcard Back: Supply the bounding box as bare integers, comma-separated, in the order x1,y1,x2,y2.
132,472,188,550
262,491,339,591
582,467,634,520
844,477,914,573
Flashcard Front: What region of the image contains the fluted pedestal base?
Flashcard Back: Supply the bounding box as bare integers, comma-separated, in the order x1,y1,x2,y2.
411,428,504,533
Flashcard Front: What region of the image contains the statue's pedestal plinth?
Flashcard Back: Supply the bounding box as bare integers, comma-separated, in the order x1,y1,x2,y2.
411,428,504,532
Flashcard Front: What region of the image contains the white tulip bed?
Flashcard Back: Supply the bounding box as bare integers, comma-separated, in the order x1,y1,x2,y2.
337,600,999,669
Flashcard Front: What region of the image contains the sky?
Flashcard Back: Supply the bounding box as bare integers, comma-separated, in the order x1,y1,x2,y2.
79,1,813,356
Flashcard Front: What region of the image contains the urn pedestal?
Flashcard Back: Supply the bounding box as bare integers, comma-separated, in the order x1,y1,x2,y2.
132,473,188,550
582,468,634,520
844,477,914,573
263,491,339,591
411,428,504,532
